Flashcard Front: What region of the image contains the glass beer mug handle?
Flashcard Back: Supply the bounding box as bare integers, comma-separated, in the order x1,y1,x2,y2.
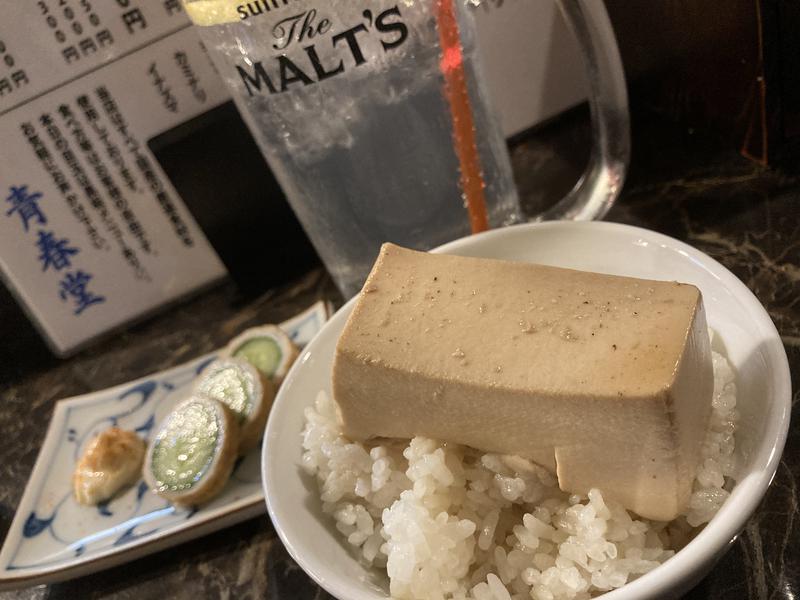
540,0,630,221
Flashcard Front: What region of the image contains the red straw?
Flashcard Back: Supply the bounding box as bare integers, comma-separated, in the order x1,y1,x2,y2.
435,0,490,234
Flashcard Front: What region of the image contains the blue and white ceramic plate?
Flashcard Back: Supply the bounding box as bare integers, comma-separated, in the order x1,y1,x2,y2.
0,301,331,590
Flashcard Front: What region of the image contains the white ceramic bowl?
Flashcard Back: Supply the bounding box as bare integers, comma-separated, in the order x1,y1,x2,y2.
262,221,791,600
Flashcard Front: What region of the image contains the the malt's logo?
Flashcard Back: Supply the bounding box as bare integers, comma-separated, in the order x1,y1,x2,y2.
235,5,409,96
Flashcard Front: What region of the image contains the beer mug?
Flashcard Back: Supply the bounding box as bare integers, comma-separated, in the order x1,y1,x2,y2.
184,0,629,297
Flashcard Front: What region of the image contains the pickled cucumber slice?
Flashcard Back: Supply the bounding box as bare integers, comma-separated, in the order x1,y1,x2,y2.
224,325,299,386
144,397,239,507
233,338,280,379
194,358,274,453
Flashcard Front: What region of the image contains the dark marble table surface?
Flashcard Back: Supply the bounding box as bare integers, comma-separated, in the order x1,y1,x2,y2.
0,111,797,599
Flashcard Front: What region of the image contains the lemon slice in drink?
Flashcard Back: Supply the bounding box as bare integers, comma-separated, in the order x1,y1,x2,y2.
182,0,240,26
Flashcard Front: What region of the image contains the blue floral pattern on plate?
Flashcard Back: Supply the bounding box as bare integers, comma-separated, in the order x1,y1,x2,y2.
0,302,330,589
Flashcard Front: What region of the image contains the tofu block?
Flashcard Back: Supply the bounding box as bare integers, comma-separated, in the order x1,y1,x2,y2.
332,244,713,521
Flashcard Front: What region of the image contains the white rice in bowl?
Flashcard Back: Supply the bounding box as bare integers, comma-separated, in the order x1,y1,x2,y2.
301,350,737,600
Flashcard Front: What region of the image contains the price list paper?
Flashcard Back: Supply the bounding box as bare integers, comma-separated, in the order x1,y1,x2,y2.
0,0,229,355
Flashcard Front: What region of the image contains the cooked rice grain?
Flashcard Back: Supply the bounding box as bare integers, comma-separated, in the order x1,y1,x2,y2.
301,350,737,599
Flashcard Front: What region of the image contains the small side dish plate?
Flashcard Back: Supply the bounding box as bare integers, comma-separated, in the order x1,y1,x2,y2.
0,301,330,590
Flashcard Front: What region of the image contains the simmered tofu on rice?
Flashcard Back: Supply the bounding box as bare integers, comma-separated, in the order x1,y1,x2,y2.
301,350,737,600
